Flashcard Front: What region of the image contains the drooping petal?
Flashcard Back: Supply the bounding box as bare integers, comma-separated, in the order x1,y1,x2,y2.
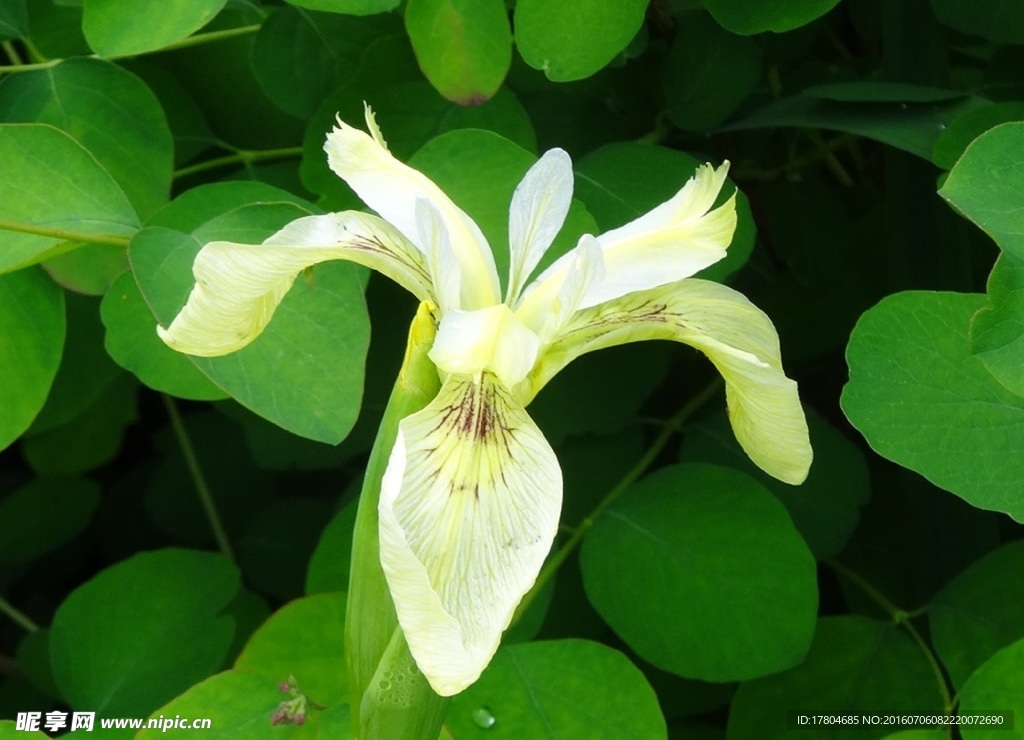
378,373,562,696
528,162,736,312
529,279,812,484
506,148,574,305
158,212,431,356
324,106,500,309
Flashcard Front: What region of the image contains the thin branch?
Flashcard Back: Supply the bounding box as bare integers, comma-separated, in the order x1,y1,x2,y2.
174,146,304,180
162,395,235,563
0,596,39,634
0,218,131,248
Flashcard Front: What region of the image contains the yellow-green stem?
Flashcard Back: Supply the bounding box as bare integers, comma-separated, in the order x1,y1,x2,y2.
0,595,38,633
0,219,130,248
173,147,304,180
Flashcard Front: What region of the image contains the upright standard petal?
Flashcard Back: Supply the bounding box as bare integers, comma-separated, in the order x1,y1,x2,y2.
506,148,574,305
378,373,562,696
159,212,431,357
530,279,812,484
531,162,736,312
325,108,500,309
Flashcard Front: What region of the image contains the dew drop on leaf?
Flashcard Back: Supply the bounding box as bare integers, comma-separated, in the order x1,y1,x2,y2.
471,707,496,729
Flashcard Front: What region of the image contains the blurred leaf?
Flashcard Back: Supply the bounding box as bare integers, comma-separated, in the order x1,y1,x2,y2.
680,410,870,559
933,102,1024,170
219,402,356,471
842,292,1024,521
929,540,1024,690
0,477,100,562
0,721,49,738
805,82,964,103
22,373,138,474
82,0,227,56
726,93,986,160
285,0,400,14
128,187,370,443
234,592,347,706
0,124,138,273
514,0,648,82
727,616,945,740
306,500,357,595
663,13,761,132
582,464,818,681
405,0,511,104
50,549,239,716
931,0,1024,44
957,637,1024,739
574,142,755,283
252,7,400,118
0,268,65,452
0,58,173,219
0,0,27,38
447,640,666,738
703,0,841,34
137,670,350,738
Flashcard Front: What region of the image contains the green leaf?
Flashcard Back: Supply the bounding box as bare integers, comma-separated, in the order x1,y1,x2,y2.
931,0,1024,44
126,182,370,442
929,540,1024,690
447,640,666,738
726,94,986,160
0,268,65,452
680,410,870,559
22,373,137,474
0,477,100,562
727,616,945,740
957,637,1024,739
0,58,173,219
581,464,818,681
137,670,351,738
703,0,841,34
940,122,1024,258
306,500,358,595
252,7,400,118
805,82,964,103
841,291,1024,521
405,0,511,104
43,244,128,295
971,253,1024,398
101,270,227,400
514,0,649,82
574,142,755,283
234,593,347,706
50,549,239,716
933,102,1024,170
0,0,28,39
662,13,761,133
285,0,400,15
0,124,138,273
82,0,228,56
0,721,48,739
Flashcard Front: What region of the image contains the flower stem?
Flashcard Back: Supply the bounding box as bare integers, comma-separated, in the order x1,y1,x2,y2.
161,395,235,563
173,147,304,180
827,559,954,715
0,596,39,634
515,377,723,620
0,218,130,248
346,302,443,740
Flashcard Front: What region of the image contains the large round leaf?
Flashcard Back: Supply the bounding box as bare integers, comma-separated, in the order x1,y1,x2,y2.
581,464,818,681
0,268,64,451
514,0,648,82
447,640,666,738
0,58,172,219
50,549,239,717
703,0,842,34
405,0,511,104
83,0,227,56
0,124,138,273
958,637,1024,739
842,291,1024,521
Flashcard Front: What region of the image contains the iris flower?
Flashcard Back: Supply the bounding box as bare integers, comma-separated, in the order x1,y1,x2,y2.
159,107,812,697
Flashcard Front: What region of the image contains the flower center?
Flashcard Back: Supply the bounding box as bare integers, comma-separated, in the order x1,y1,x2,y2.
428,304,541,388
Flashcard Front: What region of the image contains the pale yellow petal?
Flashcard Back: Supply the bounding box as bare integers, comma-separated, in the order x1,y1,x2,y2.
529,162,736,312
158,212,431,357
428,304,541,388
378,373,561,696
530,279,812,484
324,109,500,308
